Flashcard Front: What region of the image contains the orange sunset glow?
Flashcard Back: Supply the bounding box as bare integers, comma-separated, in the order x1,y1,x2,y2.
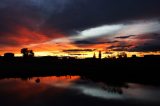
1,1,160,106
0,0,160,58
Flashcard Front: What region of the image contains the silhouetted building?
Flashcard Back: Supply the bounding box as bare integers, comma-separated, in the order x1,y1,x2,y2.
4,53,14,59
99,51,102,59
132,55,137,58
144,55,160,58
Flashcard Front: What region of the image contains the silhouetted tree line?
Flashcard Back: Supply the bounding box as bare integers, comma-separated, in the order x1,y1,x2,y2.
21,48,34,58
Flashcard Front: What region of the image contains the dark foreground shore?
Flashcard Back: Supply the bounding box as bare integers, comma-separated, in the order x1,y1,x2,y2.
0,56,160,85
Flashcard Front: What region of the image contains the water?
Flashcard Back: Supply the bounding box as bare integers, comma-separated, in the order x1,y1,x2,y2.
0,76,160,106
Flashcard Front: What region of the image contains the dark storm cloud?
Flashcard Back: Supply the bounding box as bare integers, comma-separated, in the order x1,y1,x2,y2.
106,41,119,44
134,33,160,40
73,40,108,45
73,40,98,45
1,0,160,34
72,39,119,46
0,0,43,46
130,33,160,52
107,33,160,52
1,0,160,51
107,44,133,51
44,0,160,33
0,40,22,46
63,49,96,53
0,0,72,46
115,35,135,39
72,38,120,46
130,41,160,52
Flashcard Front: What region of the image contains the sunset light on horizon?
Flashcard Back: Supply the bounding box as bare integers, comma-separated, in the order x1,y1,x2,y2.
0,0,160,58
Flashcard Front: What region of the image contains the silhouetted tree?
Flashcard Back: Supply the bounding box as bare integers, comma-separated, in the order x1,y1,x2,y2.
28,50,34,57
21,48,34,58
118,52,127,58
21,48,29,57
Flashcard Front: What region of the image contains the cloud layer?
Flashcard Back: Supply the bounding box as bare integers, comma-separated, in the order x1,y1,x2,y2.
0,0,160,54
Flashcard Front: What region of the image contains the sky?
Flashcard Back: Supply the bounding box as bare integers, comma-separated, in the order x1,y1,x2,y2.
0,0,160,57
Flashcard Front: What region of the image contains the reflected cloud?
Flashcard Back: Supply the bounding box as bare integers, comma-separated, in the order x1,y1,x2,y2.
0,76,160,105
71,84,124,100
30,76,80,88
123,83,160,103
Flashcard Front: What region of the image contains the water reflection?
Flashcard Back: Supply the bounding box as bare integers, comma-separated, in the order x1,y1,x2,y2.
35,78,40,83
31,76,81,87
123,83,160,103
0,76,160,106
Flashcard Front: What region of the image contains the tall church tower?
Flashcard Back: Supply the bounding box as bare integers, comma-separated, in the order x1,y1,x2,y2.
99,51,102,59
93,52,96,59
